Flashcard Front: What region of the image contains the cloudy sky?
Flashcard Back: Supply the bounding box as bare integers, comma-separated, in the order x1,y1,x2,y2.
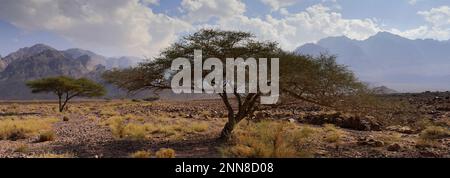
0,0,449,57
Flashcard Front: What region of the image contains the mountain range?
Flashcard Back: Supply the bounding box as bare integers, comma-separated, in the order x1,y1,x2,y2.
296,32,450,92
0,44,140,100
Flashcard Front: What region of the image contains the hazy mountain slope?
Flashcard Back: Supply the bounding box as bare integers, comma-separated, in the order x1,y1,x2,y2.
1,49,90,80
0,44,141,100
296,32,450,92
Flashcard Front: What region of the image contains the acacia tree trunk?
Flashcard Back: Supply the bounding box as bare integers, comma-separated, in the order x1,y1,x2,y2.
218,93,259,141
58,94,64,112
220,113,245,141
59,93,72,112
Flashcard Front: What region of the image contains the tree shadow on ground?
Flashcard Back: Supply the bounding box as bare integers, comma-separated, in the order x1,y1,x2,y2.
51,137,222,158
0,112,41,117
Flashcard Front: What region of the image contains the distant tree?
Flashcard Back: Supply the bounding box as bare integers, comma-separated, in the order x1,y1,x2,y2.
103,29,280,140
26,76,106,112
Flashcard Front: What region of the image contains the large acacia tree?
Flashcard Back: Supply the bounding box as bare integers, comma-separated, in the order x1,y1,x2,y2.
103,29,366,140
27,76,106,112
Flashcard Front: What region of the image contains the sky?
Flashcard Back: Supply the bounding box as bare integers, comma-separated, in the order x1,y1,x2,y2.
0,0,449,57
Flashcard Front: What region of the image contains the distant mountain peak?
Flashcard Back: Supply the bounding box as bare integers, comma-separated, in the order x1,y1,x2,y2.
372,86,398,95
368,31,405,41
18,43,56,53
30,43,54,49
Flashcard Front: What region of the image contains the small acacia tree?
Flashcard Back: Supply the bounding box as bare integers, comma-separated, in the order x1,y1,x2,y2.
26,76,106,112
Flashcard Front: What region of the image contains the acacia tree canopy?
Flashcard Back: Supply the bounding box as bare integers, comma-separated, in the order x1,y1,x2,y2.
104,29,280,140
26,76,106,112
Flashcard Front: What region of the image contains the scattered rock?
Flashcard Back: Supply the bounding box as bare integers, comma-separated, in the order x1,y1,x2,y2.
288,118,296,123
387,143,401,152
420,150,439,158
357,136,385,147
185,114,193,119
386,125,415,134
253,111,270,121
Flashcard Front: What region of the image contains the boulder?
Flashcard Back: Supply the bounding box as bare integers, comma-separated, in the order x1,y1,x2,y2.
386,125,415,134
303,112,382,131
357,136,385,147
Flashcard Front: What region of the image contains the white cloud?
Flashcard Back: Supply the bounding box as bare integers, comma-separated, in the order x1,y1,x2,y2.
0,0,190,57
391,6,450,40
213,4,381,50
418,6,450,28
407,0,425,5
260,0,299,11
141,0,159,6
180,0,246,23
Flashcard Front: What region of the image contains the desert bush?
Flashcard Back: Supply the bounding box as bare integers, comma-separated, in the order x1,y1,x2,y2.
38,131,55,142
130,150,152,158
123,124,147,140
420,126,450,140
415,126,449,148
0,117,58,140
190,122,209,132
107,116,126,138
220,121,313,158
323,124,342,143
14,144,29,153
376,133,401,145
99,108,120,117
143,96,160,102
155,148,176,158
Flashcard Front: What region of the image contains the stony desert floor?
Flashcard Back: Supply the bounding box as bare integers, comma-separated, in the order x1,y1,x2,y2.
0,94,449,158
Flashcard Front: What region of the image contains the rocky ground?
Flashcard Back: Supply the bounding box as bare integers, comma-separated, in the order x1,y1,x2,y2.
0,93,449,158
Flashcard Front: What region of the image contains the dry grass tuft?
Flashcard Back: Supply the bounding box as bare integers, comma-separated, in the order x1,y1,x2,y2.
155,148,176,158
420,126,450,140
130,150,152,158
190,122,209,132
14,144,29,153
38,131,55,142
323,124,342,143
33,153,75,158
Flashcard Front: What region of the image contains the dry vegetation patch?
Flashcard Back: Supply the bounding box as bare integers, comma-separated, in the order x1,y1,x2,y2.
220,120,318,158
0,117,58,141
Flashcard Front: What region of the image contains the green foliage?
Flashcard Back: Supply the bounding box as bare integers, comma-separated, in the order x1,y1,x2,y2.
280,52,366,108
26,76,106,112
